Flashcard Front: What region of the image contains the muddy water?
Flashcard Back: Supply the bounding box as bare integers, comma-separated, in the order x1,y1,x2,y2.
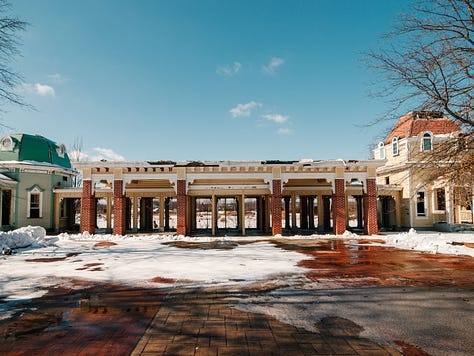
274,239,474,288
0,282,166,356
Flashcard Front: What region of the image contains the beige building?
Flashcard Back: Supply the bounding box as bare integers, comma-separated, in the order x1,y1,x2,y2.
54,159,384,236
374,111,473,231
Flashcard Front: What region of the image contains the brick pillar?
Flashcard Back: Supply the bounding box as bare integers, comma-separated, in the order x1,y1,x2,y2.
176,180,187,236
332,179,346,235
81,180,96,234
364,178,378,235
271,179,282,236
113,180,127,235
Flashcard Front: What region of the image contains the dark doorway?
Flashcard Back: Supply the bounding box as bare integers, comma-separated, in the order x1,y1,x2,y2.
2,190,11,226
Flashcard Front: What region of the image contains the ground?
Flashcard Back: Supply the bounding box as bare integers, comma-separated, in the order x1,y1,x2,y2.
1,232,474,355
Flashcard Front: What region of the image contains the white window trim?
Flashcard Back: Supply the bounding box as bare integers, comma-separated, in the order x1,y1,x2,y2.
378,142,385,159
415,189,428,218
27,186,44,219
392,137,399,156
421,132,433,152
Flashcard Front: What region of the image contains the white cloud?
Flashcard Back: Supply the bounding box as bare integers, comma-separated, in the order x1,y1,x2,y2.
277,128,293,135
261,113,289,124
229,101,262,118
216,62,242,77
68,150,89,162
262,57,285,75
91,147,125,161
20,83,56,97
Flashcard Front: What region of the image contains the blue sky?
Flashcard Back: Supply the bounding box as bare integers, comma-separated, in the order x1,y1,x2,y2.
5,0,409,162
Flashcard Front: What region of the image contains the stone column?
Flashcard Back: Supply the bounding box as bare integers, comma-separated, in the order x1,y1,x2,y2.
364,178,378,235
176,179,187,235
301,195,308,229
356,196,363,229
113,179,126,235
284,197,290,230
291,193,297,229
159,195,165,229
132,196,138,230
271,179,282,235
323,195,331,231
164,197,170,230
332,179,346,235
308,196,315,230
81,179,96,234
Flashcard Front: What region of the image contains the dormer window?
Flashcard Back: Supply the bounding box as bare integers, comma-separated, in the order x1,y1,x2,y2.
422,133,432,151
0,135,14,151
392,137,399,156
378,142,385,159
56,143,67,158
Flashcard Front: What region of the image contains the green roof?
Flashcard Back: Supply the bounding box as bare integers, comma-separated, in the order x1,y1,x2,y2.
0,134,72,169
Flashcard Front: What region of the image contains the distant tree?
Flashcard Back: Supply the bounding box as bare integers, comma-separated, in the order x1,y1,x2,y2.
69,136,83,187
0,0,28,109
368,0,474,185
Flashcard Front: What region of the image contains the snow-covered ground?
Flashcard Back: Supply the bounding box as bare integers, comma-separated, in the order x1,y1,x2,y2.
1,227,474,354
1,227,473,312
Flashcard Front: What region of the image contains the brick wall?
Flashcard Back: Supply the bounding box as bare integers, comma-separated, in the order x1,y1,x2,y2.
81,180,96,234
176,180,186,235
364,178,378,235
332,178,346,235
272,179,282,235
113,180,126,235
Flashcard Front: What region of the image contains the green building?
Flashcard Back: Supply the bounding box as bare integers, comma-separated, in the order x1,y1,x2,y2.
0,134,76,231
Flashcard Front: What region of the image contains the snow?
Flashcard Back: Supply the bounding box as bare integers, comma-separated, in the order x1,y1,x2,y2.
1,225,473,321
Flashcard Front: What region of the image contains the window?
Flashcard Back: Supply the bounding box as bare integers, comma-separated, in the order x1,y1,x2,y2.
0,135,14,151
422,133,432,151
435,188,446,210
378,142,385,159
416,191,426,216
392,137,399,156
27,186,44,218
385,177,390,185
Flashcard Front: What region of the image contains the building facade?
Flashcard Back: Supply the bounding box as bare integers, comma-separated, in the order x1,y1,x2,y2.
0,134,76,231
57,159,384,236
374,111,473,230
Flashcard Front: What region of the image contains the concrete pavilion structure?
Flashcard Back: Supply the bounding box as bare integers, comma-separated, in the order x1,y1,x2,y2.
56,159,385,236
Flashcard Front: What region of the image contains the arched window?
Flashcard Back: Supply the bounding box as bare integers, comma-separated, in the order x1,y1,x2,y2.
378,142,385,159
392,137,399,156
27,185,44,218
422,132,432,151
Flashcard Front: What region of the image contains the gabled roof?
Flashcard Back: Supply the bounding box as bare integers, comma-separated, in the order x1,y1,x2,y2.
384,111,461,144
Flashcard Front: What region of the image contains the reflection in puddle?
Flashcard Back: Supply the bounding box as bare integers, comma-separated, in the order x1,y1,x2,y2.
275,239,474,288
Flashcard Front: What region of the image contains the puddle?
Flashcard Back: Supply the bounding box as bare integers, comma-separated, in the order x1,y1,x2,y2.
0,282,166,355
274,239,474,288
164,240,241,250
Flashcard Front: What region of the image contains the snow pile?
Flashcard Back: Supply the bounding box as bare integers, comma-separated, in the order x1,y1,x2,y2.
380,228,474,257
0,226,48,251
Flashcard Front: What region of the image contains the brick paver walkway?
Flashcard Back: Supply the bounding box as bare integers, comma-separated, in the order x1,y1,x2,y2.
132,288,401,356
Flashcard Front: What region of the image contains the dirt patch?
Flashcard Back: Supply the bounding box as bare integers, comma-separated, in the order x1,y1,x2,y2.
164,240,240,250
450,241,474,248
94,241,118,248
394,340,430,355
76,262,104,271
150,276,175,284
25,252,80,263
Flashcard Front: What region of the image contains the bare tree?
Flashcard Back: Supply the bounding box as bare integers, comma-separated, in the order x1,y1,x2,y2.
69,136,83,187
368,0,474,183
0,0,28,109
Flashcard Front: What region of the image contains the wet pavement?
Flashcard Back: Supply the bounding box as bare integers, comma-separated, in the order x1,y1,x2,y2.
1,237,474,355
